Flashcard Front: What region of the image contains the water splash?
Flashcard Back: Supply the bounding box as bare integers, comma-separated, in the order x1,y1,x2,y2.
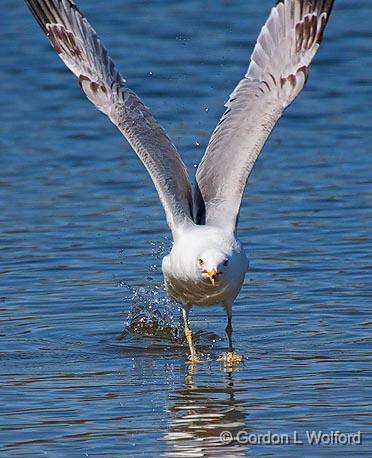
118,237,222,354
119,281,222,356
121,282,181,341
118,236,181,341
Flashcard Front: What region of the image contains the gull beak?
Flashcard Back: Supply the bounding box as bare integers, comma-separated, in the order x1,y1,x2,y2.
207,267,218,286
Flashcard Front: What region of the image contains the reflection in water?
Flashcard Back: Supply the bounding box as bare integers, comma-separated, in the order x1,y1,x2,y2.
163,366,249,457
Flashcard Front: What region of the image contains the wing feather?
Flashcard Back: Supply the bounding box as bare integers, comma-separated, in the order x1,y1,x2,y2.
195,0,334,231
25,0,194,235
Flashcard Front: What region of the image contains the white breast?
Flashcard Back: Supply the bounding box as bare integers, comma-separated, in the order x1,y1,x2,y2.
163,260,241,306
161,225,248,307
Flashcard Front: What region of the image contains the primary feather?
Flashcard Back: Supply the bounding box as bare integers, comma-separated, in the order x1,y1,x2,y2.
25,0,194,235
195,0,334,231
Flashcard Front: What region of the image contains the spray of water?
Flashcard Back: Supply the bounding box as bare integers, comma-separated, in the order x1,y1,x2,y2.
118,237,181,341
118,237,222,355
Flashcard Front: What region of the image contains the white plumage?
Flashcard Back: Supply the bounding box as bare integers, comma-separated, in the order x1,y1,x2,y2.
25,0,334,363
163,226,248,308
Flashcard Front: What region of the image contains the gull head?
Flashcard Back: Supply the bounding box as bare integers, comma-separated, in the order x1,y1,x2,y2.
197,249,231,286
165,226,249,295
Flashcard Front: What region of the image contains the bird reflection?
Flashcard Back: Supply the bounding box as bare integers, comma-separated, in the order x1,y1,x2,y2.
163,365,250,457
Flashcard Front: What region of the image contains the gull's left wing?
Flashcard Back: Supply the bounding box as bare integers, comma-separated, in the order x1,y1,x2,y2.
25,0,194,236
195,0,334,232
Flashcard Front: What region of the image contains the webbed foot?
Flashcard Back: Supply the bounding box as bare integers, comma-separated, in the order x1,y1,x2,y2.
218,351,244,365
186,354,201,364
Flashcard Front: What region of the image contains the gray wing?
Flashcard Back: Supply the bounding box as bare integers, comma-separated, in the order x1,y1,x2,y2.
195,0,334,232
25,0,194,235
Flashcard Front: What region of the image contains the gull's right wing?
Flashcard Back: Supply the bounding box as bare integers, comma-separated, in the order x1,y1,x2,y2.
25,0,194,235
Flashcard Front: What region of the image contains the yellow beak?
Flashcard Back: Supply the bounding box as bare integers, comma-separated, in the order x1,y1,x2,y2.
207,268,218,286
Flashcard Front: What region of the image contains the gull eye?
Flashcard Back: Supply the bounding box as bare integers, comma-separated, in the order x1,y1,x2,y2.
223,260,229,267
198,258,204,266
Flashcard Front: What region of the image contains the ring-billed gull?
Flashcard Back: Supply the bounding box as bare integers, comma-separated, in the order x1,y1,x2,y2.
25,0,334,364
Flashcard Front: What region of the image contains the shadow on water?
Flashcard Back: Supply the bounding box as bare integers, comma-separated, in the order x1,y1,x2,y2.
163,366,250,457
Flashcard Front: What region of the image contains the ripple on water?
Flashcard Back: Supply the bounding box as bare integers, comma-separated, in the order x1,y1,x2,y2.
0,0,371,456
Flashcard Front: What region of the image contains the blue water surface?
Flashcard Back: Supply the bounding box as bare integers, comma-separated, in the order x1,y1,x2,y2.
0,0,371,456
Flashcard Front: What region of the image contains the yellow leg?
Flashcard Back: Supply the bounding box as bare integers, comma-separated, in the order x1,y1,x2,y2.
218,307,244,365
182,307,198,363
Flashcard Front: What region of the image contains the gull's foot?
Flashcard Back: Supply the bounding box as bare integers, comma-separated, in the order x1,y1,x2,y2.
218,352,244,365
186,354,201,364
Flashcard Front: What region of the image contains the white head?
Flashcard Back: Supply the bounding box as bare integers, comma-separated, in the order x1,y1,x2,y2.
170,226,248,288
196,248,231,286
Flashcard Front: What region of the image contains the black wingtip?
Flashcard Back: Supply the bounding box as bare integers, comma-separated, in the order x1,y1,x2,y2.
317,0,335,44
25,0,49,34
274,0,335,45
275,0,335,17
25,0,85,35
